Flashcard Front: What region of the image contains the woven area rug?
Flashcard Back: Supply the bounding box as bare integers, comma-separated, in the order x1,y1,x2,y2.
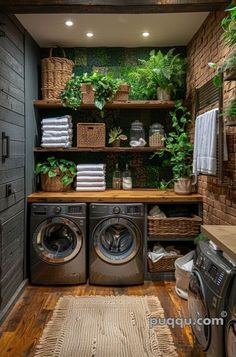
35,295,177,357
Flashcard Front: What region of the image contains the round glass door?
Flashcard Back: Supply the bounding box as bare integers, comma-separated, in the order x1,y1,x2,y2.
227,321,236,357
188,271,210,351
93,217,141,264
33,217,83,264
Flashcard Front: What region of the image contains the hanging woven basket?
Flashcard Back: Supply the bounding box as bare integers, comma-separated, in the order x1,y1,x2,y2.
41,47,74,101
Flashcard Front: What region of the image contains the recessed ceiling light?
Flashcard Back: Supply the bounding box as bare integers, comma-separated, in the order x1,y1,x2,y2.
142,32,150,38
86,32,94,38
65,20,74,27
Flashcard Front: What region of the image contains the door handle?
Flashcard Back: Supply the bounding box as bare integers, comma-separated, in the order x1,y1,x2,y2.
2,132,10,162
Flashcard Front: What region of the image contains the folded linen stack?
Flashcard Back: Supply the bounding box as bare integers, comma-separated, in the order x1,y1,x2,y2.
76,164,106,191
41,115,73,148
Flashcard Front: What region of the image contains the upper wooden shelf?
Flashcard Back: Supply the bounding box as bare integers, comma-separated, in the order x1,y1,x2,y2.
33,100,180,109
28,189,203,203
34,147,162,153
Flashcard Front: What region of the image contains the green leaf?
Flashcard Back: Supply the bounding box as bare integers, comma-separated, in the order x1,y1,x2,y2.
48,170,57,178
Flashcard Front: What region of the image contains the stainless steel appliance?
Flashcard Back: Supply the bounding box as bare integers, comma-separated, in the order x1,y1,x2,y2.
226,275,236,357
188,241,236,357
89,203,145,286
30,203,87,285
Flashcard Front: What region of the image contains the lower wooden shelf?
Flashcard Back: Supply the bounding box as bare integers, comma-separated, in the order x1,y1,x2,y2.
145,271,175,281
34,146,162,153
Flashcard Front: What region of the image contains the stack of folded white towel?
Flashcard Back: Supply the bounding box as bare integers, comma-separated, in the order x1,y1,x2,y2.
76,164,106,191
41,115,73,148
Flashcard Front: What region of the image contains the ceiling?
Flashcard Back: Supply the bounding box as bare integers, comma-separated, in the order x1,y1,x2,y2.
16,13,208,47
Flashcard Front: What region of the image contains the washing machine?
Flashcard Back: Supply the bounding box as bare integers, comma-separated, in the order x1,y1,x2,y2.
225,273,236,356
89,203,145,286
188,240,236,357
30,203,87,285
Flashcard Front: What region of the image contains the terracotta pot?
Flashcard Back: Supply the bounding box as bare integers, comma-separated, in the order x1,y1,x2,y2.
40,173,71,192
157,88,171,101
80,83,94,104
112,139,121,147
174,177,192,195
113,85,130,102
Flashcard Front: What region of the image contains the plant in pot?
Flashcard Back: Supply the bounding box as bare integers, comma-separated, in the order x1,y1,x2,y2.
154,101,194,194
108,127,127,147
209,48,236,86
35,157,76,192
128,49,186,100
224,97,236,125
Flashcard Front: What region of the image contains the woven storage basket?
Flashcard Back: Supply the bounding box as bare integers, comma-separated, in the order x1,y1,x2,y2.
81,83,95,104
113,85,130,102
40,173,71,192
77,123,105,147
148,254,182,272
148,214,202,238
41,48,74,100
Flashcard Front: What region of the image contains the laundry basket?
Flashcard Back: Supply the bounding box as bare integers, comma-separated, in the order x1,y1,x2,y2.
175,250,195,300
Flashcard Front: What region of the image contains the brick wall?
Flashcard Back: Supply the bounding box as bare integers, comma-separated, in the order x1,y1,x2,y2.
187,11,236,225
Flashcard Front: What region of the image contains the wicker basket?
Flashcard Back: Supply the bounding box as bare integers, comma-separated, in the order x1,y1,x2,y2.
113,85,130,102
148,214,202,238
81,83,95,104
41,48,74,100
77,123,105,147
40,173,71,192
148,254,182,272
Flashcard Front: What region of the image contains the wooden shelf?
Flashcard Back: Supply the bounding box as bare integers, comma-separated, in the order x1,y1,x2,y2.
28,189,203,203
34,146,162,153
33,99,180,109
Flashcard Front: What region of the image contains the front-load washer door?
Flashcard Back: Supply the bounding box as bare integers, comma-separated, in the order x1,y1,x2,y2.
33,217,83,264
92,217,141,265
226,320,236,357
188,271,210,351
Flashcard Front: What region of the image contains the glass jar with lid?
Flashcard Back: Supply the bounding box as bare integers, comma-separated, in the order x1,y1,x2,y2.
149,123,165,147
129,120,146,147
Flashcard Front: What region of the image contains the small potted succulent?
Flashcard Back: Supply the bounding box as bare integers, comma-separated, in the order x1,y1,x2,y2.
129,49,186,100
108,127,127,147
224,97,236,125
35,157,76,192
154,101,194,194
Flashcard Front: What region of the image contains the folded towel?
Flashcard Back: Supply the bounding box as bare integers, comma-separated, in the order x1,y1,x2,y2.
42,124,72,131
41,142,72,148
76,164,105,171
77,171,105,177
42,115,71,120
76,181,105,187
43,129,73,137
193,108,218,175
42,136,72,143
42,117,72,125
76,176,105,182
76,186,106,192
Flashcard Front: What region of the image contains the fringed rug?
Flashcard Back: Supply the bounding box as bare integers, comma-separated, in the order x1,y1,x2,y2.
35,295,177,357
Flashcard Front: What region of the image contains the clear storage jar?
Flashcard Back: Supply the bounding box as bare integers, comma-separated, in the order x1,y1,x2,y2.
149,123,165,147
130,120,146,147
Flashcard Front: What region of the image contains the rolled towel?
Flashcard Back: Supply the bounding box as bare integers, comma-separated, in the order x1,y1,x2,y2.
42,124,72,131
43,129,73,137
76,181,105,187
76,176,105,182
42,136,72,143
41,142,72,148
77,171,105,177
76,186,105,192
76,164,105,171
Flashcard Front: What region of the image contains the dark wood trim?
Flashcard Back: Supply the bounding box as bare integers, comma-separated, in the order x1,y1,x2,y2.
0,1,227,14
34,147,163,153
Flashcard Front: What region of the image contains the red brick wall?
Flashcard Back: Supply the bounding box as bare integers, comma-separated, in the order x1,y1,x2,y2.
187,11,236,225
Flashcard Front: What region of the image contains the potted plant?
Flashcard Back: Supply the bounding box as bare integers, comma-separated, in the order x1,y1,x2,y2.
155,101,194,194
61,72,130,111
209,49,236,86
128,49,186,100
35,157,76,192
224,97,236,125
108,127,127,147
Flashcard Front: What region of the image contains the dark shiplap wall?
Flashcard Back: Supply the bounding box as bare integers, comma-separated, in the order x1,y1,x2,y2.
0,15,27,320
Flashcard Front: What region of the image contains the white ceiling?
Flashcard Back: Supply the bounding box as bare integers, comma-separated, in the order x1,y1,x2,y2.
16,13,208,47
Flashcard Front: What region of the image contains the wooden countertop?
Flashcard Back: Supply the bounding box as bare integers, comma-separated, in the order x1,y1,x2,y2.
28,189,202,203
201,225,236,262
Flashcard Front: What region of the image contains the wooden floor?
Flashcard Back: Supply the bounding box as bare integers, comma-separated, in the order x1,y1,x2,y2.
0,281,205,357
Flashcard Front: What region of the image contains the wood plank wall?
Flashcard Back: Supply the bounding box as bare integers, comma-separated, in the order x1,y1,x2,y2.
0,15,26,320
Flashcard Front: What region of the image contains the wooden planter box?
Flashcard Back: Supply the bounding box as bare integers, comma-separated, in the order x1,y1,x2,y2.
77,123,106,147
81,83,95,104
113,84,130,102
40,173,71,192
